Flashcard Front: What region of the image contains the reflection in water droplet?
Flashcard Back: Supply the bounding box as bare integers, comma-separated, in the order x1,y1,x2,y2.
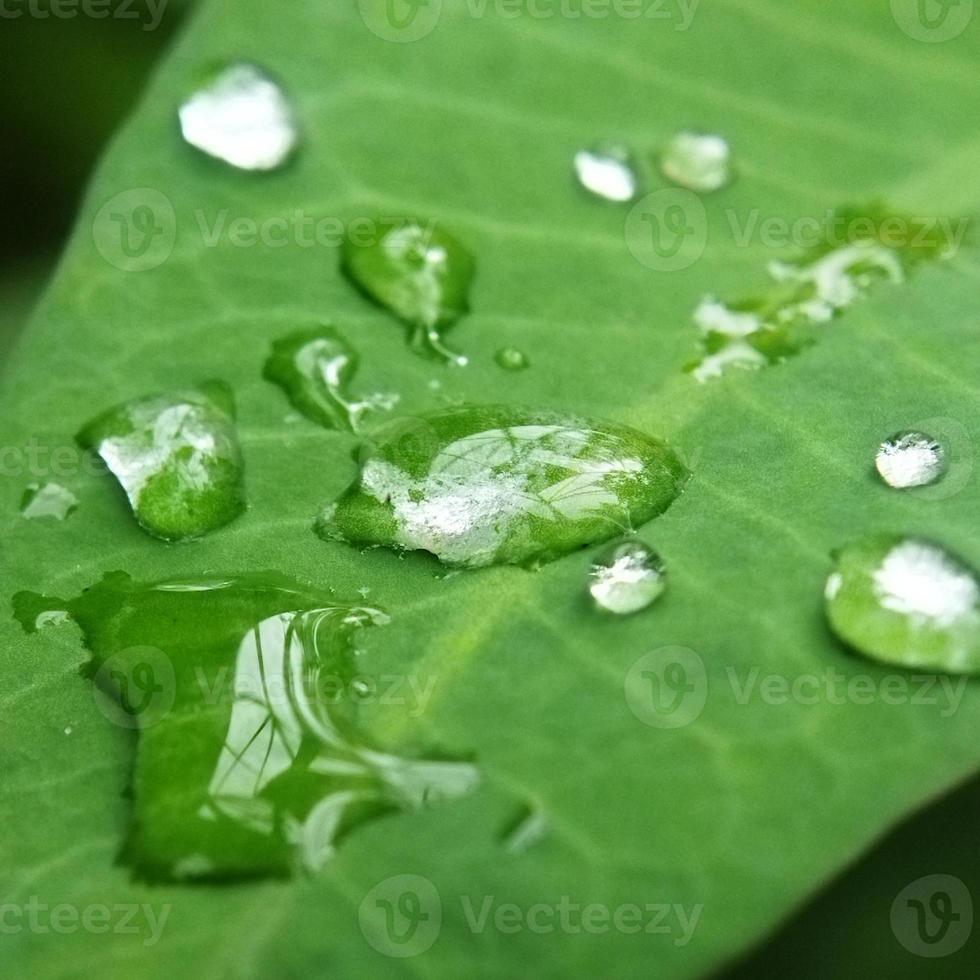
264,327,396,432
12,571,478,881
687,205,961,381
825,536,980,674
76,381,245,542
179,62,298,171
589,539,666,615
342,219,473,365
876,432,946,489
317,406,689,569
21,483,78,521
573,145,638,202
660,132,732,193
495,347,529,371
500,804,550,854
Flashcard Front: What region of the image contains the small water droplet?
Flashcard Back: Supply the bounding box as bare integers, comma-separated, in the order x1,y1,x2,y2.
13,571,478,880
64,726,74,736
588,539,666,615
660,132,732,193
876,431,946,489
342,219,473,365
500,804,550,854
21,482,78,521
494,347,529,371
317,406,690,569
825,535,980,673
76,381,245,542
573,144,638,202
179,62,298,171
264,327,392,432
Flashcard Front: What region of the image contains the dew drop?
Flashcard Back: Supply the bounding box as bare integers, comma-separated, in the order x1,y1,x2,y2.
573,144,638,202
875,431,946,489
342,219,473,365
494,347,529,371
64,726,74,736
21,482,78,521
825,535,980,674
264,327,392,433
12,571,479,881
588,538,666,615
661,132,732,193
317,406,690,569
179,62,298,171
76,381,245,542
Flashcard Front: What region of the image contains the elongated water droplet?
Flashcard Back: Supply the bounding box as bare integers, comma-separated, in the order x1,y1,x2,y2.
589,538,666,614
76,381,245,542
21,482,78,521
495,347,529,371
660,132,732,193
825,536,980,674
263,327,393,432
342,219,473,365
13,571,478,881
500,804,550,854
876,431,946,489
573,144,638,202
317,406,689,569
688,205,962,380
179,62,298,171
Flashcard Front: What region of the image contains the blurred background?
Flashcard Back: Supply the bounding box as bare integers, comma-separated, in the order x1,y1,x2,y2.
1,3,976,975
0,0,191,354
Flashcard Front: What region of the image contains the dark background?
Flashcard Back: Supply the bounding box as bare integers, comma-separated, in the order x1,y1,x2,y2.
1,3,976,976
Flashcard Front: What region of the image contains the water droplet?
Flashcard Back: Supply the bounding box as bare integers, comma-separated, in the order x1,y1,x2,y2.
573,144,638,202
825,536,980,674
76,381,245,542
342,219,473,365
494,347,529,371
264,327,393,432
876,431,946,489
179,62,298,171
500,804,550,854
20,482,78,521
588,538,666,615
13,571,479,880
64,726,74,736
660,132,732,193
688,205,959,380
317,406,689,569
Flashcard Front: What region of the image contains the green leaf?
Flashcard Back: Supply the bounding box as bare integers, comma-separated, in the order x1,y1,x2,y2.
2,1,979,977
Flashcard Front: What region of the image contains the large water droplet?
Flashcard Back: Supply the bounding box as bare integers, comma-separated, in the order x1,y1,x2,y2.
263,327,394,432
76,381,245,542
179,62,298,171
495,347,529,371
21,482,78,521
317,406,689,569
573,144,638,202
825,536,980,674
660,132,732,193
342,219,473,365
875,431,946,489
13,571,478,880
588,538,666,614
688,205,960,380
